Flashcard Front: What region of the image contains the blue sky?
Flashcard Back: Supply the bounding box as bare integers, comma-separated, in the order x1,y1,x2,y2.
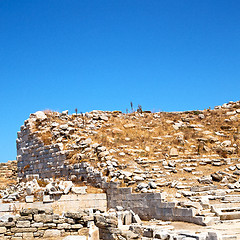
0,0,240,162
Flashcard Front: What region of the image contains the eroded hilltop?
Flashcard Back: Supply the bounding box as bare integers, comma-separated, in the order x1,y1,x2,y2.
17,100,240,196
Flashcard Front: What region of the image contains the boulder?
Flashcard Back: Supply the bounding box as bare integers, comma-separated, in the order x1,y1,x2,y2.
95,214,118,228
137,183,148,190
33,111,47,120
221,140,231,147
211,173,223,182
148,182,157,189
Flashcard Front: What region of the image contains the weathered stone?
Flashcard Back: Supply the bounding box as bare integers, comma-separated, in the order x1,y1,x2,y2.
34,214,53,223
169,147,178,157
71,224,83,229
20,208,39,216
211,173,223,182
11,227,37,233
71,187,87,194
148,182,157,189
123,123,136,129
43,195,53,203
25,195,34,203
16,221,30,228
43,229,61,238
22,232,33,239
57,223,71,229
33,111,47,120
64,211,86,219
0,227,6,234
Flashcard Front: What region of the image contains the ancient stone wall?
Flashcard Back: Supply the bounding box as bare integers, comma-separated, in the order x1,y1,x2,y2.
16,122,207,226
0,193,107,217
17,123,66,179
107,187,207,225
0,208,96,239
16,125,106,190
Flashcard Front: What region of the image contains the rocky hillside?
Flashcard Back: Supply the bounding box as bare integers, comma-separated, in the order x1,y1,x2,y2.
15,100,240,201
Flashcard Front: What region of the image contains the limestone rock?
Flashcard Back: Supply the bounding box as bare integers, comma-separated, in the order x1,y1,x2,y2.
169,147,178,157
123,123,136,129
33,111,47,120
71,186,87,194
43,229,61,238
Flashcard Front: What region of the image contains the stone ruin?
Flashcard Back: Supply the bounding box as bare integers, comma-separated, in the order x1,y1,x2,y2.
1,101,240,239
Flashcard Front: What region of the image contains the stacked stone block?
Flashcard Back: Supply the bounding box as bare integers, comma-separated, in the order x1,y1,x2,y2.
17,122,66,179
107,187,207,225
0,208,94,239
16,121,109,188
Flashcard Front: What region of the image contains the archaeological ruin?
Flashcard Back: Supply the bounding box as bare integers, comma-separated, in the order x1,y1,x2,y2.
1,101,240,239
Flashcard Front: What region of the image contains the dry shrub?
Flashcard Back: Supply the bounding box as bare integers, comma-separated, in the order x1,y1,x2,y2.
217,148,228,158
37,179,48,187
39,130,52,145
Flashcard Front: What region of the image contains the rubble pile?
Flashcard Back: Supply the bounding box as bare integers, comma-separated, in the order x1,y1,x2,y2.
0,179,88,203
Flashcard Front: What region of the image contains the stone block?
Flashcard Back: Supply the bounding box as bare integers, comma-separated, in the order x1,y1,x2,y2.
0,227,6,234
57,223,71,230
25,195,34,203
71,186,87,194
43,223,57,228
16,221,30,228
220,211,240,220
43,229,61,238
31,222,43,228
43,195,53,203
173,208,196,217
71,224,83,229
33,230,44,238
34,214,53,223
207,231,222,240
22,232,33,239
161,208,174,217
123,211,132,225
14,233,23,237
11,227,37,233
126,193,143,201
0,203,11,212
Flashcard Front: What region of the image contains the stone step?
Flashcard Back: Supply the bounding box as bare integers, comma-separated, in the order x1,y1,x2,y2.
219,211,240,220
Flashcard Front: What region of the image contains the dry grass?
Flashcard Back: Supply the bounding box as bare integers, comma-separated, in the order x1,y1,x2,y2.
24,103,240,196
29,107,240,162
40,130,53,145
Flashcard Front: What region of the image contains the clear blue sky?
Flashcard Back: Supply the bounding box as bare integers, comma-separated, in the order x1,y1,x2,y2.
0,0,240,162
